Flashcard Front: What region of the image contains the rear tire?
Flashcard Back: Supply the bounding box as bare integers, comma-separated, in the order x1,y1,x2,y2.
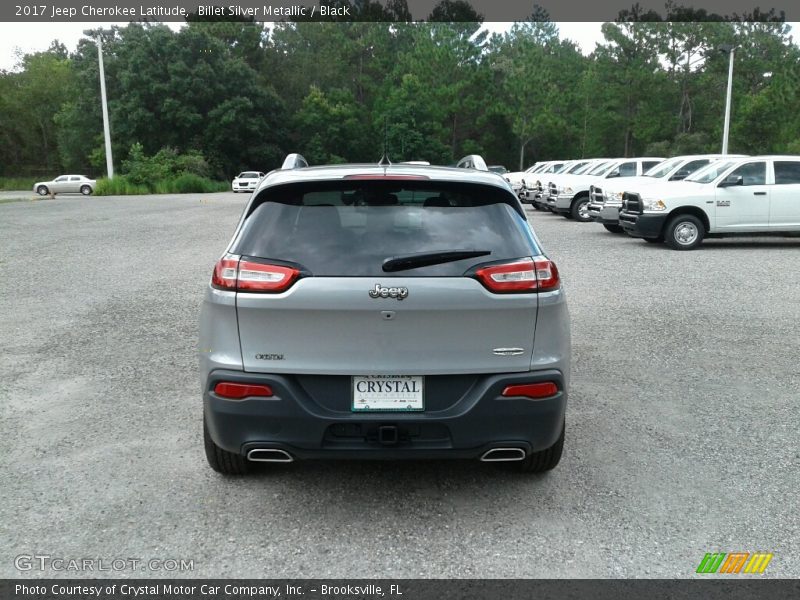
603,224,624,234
665,214,704,250
204,416,250,475
37,185,49,196
517,421,564,473
80,185,92,196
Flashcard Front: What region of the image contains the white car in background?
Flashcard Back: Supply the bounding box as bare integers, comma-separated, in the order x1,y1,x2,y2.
522,160,567,204
231,171,265,193
505,161,565,198
504,162,544,195
619,155,800,249
34,175,96,196
539,159,598,210
588,154,746,233
552,157,665,222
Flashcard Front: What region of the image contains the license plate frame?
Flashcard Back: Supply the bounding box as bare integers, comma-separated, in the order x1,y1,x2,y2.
351,375,424,412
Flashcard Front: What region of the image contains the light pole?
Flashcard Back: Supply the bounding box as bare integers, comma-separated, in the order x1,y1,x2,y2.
84,29,114,178
718,44,736,155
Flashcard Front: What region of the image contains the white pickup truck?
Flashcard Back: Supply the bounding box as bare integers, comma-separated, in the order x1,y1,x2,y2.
618,155,800,250
540,159,602,211
588,154,743,233
504,160,566,202
551,157,664,221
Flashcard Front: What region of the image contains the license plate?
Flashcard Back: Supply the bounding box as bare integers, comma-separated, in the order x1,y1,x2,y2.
351,375,424,412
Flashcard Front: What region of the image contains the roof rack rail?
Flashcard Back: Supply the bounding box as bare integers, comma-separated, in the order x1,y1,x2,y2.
281,153,309,170
455,154,488,171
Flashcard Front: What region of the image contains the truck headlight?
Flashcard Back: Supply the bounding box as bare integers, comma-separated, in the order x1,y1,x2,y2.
643,198,667,211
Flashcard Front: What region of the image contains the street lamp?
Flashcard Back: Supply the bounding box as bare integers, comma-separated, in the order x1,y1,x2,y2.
83,29,114,178
718,44,736,155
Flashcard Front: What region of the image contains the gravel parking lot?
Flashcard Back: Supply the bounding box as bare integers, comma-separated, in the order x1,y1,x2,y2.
1,192,798,578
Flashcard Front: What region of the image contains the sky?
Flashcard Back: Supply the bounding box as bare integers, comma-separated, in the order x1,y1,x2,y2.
0,21,608,71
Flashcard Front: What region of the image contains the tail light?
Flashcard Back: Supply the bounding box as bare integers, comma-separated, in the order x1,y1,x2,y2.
211,256,239,290
474,257,560,293
211,254,300,293
502,382,559,399
214,382,274,399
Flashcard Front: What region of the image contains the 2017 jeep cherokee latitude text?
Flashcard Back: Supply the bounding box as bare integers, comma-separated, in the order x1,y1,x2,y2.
199,155,571,474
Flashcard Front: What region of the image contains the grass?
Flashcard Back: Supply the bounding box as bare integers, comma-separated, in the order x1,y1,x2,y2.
0,177,36,191
94,177,150,196
94,174,229,196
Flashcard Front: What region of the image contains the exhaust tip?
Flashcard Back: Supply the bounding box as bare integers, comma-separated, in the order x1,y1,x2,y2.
480,448,526,462
247,448,294,463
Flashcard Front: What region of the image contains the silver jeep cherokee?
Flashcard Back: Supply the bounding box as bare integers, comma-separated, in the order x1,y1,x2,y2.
199,154,571,474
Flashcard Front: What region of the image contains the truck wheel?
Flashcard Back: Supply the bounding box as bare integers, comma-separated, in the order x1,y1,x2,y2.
204,416,250,475
517,421,564,473
571,196,591,222
665,214,704,250
603,224,624,234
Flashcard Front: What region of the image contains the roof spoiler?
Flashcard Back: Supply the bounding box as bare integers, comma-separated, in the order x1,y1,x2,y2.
455,154,488,171
281,153,309,170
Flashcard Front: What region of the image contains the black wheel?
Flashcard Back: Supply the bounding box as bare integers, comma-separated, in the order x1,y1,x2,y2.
204,416,250,475
37,185,49,196
80,185,92,196
517,421,564,473
570,196,592,222
665,214,704,250
603,224,624,234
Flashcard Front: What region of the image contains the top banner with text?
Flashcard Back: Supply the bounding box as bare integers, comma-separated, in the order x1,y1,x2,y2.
2,0,796,23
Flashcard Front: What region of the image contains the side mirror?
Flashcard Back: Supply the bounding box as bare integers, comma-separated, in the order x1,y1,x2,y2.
670,169,691,181
719,175,743,188
606,169,620,178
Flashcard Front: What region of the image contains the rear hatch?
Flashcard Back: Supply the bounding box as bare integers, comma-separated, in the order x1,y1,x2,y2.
226,179,549,375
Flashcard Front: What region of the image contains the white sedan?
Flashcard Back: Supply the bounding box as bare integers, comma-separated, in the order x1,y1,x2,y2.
34,175,96,196
231,171,265,193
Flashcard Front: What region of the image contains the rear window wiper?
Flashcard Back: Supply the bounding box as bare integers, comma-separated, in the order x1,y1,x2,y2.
382,250,491,272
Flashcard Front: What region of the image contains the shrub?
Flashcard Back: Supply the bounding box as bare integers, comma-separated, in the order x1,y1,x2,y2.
94,176,150,196
94,174,228,195
0,177,36,191
152,174,228,194
122,143,213,185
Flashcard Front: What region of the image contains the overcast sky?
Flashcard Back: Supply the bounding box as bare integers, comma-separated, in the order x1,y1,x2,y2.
1,21,797,72
0,22,608,71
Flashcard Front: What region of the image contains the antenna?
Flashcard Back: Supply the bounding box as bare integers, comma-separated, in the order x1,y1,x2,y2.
378,116,391,166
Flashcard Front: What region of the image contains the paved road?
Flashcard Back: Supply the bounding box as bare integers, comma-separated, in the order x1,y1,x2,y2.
1,193,798,578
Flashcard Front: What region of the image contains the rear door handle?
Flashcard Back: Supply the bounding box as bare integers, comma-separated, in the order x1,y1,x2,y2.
754,192,767,196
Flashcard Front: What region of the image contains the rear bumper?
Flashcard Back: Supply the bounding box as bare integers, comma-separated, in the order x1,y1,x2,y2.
204,369,567,460
619,211,668,238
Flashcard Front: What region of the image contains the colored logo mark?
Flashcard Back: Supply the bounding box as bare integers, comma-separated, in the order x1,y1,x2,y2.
696,552,773,574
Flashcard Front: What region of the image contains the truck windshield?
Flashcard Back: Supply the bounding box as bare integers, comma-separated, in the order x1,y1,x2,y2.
644,157,683,178
686,161,737,184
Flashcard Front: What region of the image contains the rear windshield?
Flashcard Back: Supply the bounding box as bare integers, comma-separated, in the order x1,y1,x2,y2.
232,181,536,277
